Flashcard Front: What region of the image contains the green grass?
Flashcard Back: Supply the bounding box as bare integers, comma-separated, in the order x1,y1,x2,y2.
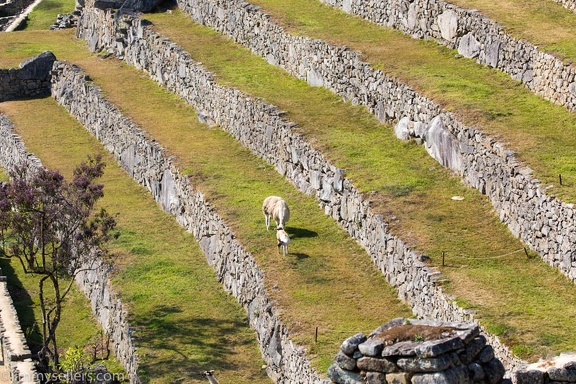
20,0,76,30
0,247,125,376
0,29,92,67
2,0,576,373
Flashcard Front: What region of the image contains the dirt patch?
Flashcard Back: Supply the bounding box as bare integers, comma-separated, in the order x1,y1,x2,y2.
373,324,457,344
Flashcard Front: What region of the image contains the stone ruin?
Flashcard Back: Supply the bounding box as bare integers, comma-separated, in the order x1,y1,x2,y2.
327,318,507,384
328,318,576,384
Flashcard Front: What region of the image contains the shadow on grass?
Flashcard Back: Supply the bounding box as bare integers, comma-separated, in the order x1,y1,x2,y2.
132,304,262,382
286,227,317,239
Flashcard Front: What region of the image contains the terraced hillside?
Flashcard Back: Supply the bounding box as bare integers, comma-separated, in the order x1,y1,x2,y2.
2,0,576,382
0,32,276,384
1,30,417,382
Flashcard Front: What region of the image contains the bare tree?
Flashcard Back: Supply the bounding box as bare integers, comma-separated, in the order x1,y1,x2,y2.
0,154,118,371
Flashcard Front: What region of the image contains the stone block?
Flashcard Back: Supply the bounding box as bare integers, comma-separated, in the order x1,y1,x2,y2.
513,367,545,384
386,372,413,384
365,371,387,384
359,338,385,357
483,358,505,384
18,51,56,81
327,364,364,384
411,365,468,384
397,354,453,373
341,333,367,356
458,335,486,364
357,356,399,373
335,350,357,371
382,340,418,357
548,366,576,382
478,345,495,363
415,336,464,358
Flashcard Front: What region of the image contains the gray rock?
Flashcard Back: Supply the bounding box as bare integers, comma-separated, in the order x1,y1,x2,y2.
357,356,399,373
513,367,545,384
468,362,485,381
397,354,453,373
92,0,125,9
381,340,418,357
335,350,357,371
120,0,163,12
365,371,387,384
548,366,576,382
385,372,413,384
437,9,458,41
483,358,505,384
477,345,495,363
341,333,367,356
411,365,468,384
327,364,364,384
415,336,464,358
458,33,481,59
359,338,385,357
395,117,411,141
458,335,486,364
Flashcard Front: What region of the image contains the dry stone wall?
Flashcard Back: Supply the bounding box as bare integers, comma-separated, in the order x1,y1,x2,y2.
0,115,42,171
318,0,576,113
75,5,525,378
72,255,139,383
0,51,55,102
50,61,325,384
170,0,576,285
330,319,576,384
329,318,506,384
515,353,576,384
0,271,39,384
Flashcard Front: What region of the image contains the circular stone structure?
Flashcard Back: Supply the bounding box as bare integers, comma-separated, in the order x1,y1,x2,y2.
327,317,507,384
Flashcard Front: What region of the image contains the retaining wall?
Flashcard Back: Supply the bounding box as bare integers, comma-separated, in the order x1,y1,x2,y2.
167,0,576,285
317,0,576,113
75,6,526,378
0,273,38,384
0,0,33,31
73,254,139,383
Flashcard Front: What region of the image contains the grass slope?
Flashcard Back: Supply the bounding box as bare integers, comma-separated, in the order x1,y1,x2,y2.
60,54,415,372
0,32,415,375
1,96,272,383
141,10,576,361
